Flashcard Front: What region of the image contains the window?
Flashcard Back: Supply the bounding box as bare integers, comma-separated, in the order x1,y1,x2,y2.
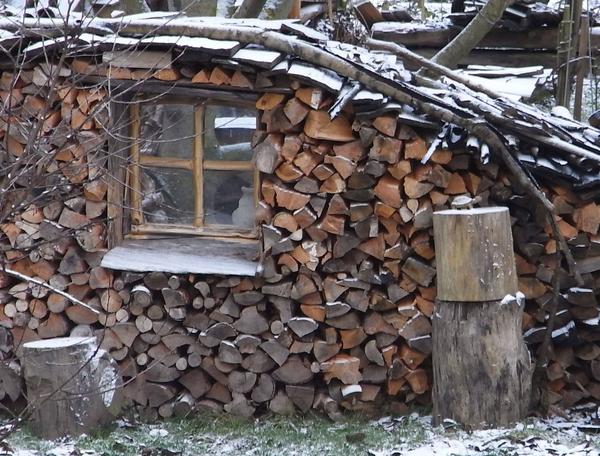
128,96,258,238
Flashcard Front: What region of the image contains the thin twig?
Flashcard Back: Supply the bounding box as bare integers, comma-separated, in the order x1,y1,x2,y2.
2,267,101,315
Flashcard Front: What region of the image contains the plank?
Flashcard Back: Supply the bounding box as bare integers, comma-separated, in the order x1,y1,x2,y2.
140,36,241,55
102,50,172,69
232,46,284,69
287,62,344,92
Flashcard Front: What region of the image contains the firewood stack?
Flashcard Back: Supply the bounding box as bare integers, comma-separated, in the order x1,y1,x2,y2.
0,56,599,420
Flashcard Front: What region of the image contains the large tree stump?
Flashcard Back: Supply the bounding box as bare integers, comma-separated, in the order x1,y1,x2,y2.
432,207,532,427
21,337,122,439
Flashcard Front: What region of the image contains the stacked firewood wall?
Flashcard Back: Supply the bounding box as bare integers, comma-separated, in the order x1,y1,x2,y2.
0,62,599,418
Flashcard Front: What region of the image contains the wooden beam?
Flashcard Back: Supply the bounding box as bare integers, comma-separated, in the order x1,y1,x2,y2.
102,50,172,69
129,223,257,238
411,47,559,69
194,104,204,227
106,98,129,248
79,77,263,100
130,103,142,225
371,22,600,53
203,160,254,171
139,156,193,170
101,238,259,275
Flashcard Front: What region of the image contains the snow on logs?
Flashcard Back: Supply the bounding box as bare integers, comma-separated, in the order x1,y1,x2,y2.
0,61,599,420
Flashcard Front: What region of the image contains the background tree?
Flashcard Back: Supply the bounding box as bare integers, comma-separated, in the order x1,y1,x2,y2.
432,0,515,68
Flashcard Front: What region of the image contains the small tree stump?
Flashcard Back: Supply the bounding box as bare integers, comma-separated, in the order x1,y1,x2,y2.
432,207,532,428
21,337,122,439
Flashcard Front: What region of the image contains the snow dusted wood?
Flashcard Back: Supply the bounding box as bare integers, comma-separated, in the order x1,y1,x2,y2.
432,208,531,427
101,238,259,276
433,207,518,301
21,337,122,439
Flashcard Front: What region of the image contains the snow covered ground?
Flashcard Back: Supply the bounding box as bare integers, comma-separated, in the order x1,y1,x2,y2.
370,410,600,456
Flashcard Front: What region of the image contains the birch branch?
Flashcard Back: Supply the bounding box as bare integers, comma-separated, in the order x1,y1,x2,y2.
3,267,101,315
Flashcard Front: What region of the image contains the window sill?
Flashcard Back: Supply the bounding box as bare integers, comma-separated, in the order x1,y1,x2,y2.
100,237,259,276
130,223,258,239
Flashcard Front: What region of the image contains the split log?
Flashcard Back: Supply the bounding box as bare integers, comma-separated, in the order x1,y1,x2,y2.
304,111,355,142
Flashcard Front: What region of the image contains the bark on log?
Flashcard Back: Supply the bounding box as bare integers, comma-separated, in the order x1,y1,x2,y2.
432,207,532,427
432,297,532,427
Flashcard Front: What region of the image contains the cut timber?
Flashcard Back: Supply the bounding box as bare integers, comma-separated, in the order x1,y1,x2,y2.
209,67,231,85
320,354,362,384
275,185,311,210
231,70,254,88
284,98,310,125
288,317,318,337
354,0,385,28
433,207,517,301
304,111,355,142
256,93,285,110
296,87,323,109
254,134,283,174
20,337,122,439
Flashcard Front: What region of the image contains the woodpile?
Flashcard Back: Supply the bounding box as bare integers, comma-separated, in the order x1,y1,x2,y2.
356,0,564,30
364,0,599,68
0,57,599,420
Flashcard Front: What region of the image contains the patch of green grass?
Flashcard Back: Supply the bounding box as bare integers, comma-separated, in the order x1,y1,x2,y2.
504,426,547,443
6,425,60,454
6,411,430,456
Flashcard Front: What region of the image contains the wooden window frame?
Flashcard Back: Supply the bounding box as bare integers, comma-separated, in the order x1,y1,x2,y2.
127,94,259,240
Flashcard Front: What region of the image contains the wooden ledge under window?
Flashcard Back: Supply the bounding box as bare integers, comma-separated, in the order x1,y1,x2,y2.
101,237,260,276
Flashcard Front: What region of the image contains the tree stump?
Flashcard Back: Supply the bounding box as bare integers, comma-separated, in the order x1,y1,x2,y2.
432,207,532,427
21,337,123,439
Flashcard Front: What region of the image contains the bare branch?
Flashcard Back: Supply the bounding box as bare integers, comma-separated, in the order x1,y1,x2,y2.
431,0,514,68
2,267,101,315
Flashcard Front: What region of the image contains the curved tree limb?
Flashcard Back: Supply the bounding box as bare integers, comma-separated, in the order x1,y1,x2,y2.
367,38,600,166
232,0,269,18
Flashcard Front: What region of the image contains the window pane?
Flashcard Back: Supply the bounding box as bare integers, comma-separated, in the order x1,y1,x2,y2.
140,166,195,224
204,170,254,228
204,105,255,161
139,104,194,159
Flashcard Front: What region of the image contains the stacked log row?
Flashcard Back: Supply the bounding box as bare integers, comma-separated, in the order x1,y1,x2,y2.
0,60,600,419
